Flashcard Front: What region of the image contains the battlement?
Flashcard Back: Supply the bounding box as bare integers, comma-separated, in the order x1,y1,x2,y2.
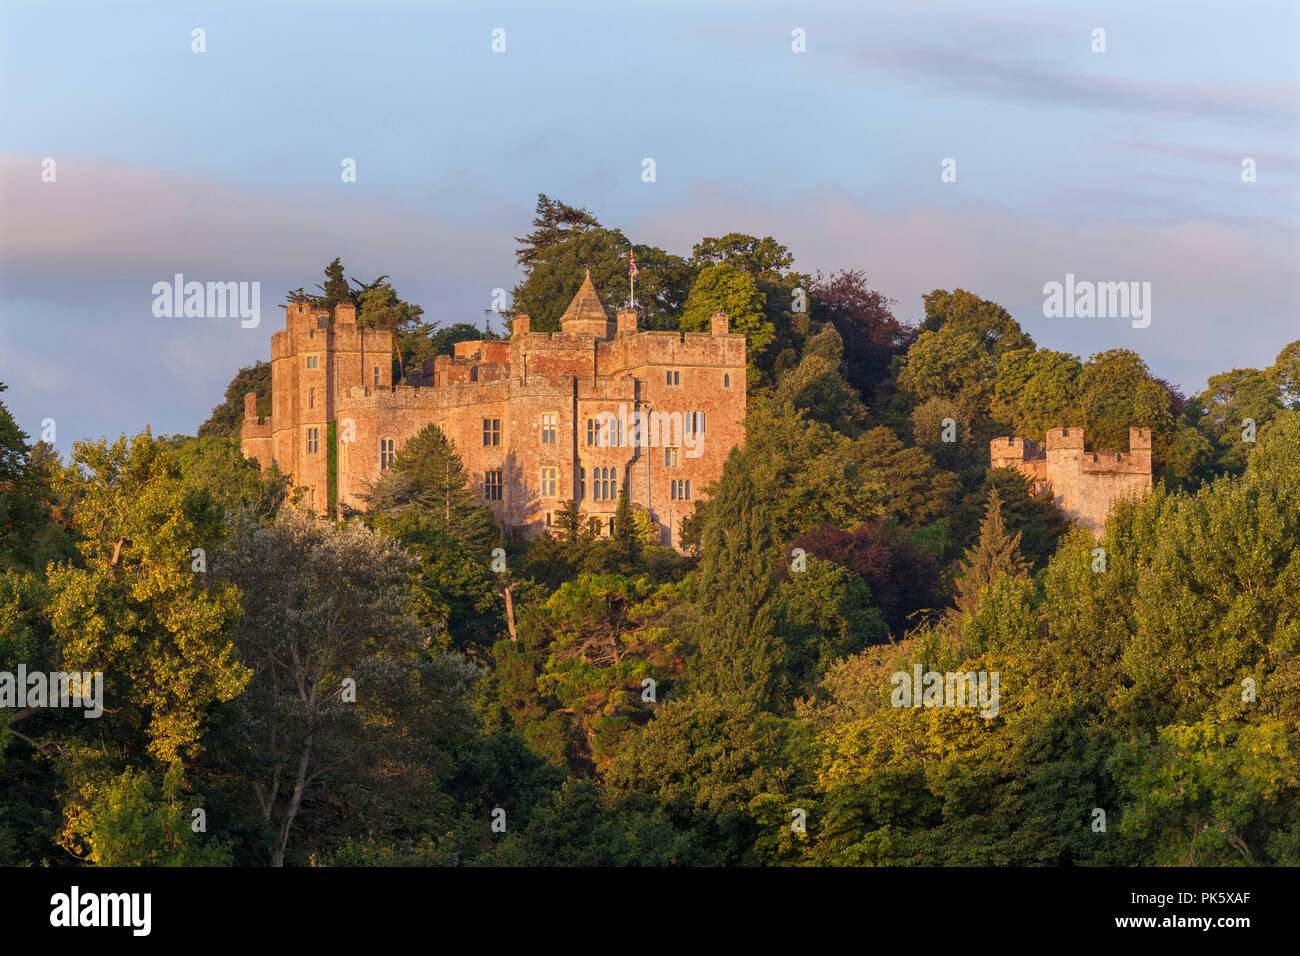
990,436,1044,465
991,425,1153,536
1045,426,1085,450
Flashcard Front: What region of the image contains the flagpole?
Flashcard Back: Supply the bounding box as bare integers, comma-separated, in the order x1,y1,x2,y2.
630,247,636,308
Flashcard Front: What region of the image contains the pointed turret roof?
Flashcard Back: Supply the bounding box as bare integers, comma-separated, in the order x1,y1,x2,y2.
559,269,614,328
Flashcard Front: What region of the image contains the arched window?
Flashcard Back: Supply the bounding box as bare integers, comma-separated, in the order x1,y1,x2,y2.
724,374,730,388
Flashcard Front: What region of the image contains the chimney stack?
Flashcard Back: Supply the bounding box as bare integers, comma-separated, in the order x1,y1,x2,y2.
335,301,356,326
616,306,639,336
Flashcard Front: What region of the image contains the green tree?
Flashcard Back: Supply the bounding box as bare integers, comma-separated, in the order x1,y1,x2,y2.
214,513,425,866
198,362,271,440
681,263,775,369
949,488,1027,624
1078,349,1175,460
44,430,248,766
59,764,231,866
690,450,787,708
364,424,499,550
511,195,691,331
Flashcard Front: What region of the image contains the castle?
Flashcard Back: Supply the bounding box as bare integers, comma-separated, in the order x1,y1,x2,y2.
241,272,746,547
990,427,1153,535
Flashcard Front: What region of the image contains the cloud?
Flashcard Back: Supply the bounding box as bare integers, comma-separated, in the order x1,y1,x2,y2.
842,45,1299,124
0,155,1294,452
630,181,1299,392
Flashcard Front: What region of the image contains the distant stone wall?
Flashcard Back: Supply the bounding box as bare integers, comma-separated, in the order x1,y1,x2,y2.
990,426,1152,536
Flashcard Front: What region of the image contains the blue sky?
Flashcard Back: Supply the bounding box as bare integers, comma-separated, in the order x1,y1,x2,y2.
1,0,1297,452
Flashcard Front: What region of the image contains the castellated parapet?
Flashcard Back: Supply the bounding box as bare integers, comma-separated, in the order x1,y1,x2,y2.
242,272,746,548
990,426,1152,536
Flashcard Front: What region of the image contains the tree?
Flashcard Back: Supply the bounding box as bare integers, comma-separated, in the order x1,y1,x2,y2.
1270,339,1300,409
788,521,946,635
198,363,271,440
493,573,679,774
809,268,911,400
772,326,870,434
214,513,424,866
681,263,775,370
1190,365,1283,475
58,764,231,866
690,234,794,275
364,424,498,551
0,384,72,572
949,489,1027,624
991,348,1084,440
897,329,995,425
605,695,801,864
1078,349,1175,459
690,450,787,708
846,426,960,527
43,430,248,766
919,288,1033,356
511,195,691,331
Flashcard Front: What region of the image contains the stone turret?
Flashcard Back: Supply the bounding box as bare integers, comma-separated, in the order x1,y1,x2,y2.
559,270,614,338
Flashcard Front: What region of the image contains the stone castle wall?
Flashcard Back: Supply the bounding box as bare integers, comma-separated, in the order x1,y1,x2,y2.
990,426,1152,535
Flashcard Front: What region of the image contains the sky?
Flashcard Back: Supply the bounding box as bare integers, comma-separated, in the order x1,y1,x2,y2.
1,0,1297,453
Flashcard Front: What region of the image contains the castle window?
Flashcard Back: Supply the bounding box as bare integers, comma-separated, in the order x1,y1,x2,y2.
587,418,605,447
579,467,586,500
665,447,678,468
306,428,319,454
546,512,552,527
484,469,503,501
607,517,615,535
671,479,692,501
593,466,616,501
483,418,501,447
724,374,730,388
687,412,706,436
541,467,557,497
540,413,557,444
379,438,395,469
308,387,315,409
373,366,380,387
667,370,680,386
306,355,318,369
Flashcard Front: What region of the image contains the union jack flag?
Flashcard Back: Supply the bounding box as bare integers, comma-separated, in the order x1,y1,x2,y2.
628,250,638,277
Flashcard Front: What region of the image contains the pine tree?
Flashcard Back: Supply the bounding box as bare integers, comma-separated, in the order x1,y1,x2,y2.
690,449,787,709
319,257,350,311
554,499,582,546
950,488,1027,622
363,424,497,550
612,482,635,543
